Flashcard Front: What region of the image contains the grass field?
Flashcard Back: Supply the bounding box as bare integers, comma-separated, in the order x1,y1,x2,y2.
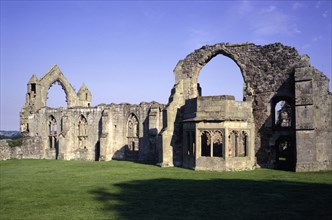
1,160,331,220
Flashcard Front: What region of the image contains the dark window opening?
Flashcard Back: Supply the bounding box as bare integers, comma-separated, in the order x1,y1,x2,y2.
242,132,248,157
213,131,223,157
201,131,211,157
31,83,36,97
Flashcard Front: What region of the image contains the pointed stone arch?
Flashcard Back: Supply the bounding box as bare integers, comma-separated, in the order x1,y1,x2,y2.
39,65,79,108
127,113,139,152
174,44,249,100
198,54,244,100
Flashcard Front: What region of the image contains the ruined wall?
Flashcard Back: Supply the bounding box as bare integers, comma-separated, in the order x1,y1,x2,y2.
161,42,331,171
20,66,165,163
294,66,332,171
0,140,11,160
18,42,331,172
99,102,164,162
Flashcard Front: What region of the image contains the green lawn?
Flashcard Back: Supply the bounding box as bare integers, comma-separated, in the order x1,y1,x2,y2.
1,160,331,220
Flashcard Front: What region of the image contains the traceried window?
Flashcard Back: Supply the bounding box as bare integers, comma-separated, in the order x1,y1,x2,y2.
127,114,139,151
229,130,248,157
201,130,223,157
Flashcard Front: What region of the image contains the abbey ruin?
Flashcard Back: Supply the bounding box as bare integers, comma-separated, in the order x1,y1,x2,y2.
17,42,331,172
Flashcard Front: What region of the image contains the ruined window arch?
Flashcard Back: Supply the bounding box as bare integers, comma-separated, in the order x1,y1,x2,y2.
272,97,293,128
46,81,68,108
198,55,244,101
78,115,88,137
78,115,88,149
48,115,57,136
127,113,139,151
228,130,249,157
48,115,57,149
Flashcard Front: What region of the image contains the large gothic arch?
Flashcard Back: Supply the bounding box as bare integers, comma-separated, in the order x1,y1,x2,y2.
18,42,331,172
161,42,330,170
39,66,78,108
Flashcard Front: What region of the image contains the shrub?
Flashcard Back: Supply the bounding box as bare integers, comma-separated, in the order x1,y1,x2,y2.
6,138,22,147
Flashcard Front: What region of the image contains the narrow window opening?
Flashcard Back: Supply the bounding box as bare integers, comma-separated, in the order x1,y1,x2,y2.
127,114,139,152
213,131,223,157
31,83,36,97
201,131,211,157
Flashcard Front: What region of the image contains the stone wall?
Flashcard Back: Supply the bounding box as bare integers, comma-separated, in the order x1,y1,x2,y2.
18,42,331,172
161,42,331,171
0,140,24,160
0,140,11,160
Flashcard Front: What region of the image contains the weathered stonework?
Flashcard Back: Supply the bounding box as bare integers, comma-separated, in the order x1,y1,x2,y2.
160,42,331,172
17,42,331,172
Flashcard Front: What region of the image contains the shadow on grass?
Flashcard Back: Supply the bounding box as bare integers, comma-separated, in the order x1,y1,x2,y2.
90,178,332,220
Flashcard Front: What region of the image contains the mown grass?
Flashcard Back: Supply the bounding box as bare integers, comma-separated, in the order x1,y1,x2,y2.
1,160,331,220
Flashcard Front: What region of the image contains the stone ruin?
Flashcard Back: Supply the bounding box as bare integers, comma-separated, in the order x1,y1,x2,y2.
16,42,331,172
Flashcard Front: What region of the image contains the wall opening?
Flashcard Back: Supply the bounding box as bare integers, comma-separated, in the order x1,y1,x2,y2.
198,55,244,101
271,98,294,128
273,99,292,128
201,131,211,157
48,115,58,160
46,81,67,108
127,113,139,152
212,131,223,157
78,114,88,149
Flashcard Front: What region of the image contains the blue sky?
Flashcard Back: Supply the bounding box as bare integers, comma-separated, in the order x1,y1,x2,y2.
1,0,331,130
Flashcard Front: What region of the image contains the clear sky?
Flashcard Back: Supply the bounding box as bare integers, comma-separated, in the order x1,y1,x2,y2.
1,0,331,131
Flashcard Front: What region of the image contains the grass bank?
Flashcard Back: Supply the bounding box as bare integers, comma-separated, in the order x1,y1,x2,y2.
1,160,331,219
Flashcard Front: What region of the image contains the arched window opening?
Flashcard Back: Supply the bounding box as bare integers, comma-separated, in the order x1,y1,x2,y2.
78,115,88,137
127,114,139,152
274,100,292,127
228,130,240,157
212,131,223,157
48,115,57,149
201,131,211,157
78,115,88,149
198,55,244,101
46,81,67,108
241,131,248,157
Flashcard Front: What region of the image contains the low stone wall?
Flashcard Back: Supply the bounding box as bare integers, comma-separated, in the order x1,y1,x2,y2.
0,140,23,160
0,140,11,160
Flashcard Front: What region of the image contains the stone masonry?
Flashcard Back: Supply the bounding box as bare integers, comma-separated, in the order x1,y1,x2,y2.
17,42,331,172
